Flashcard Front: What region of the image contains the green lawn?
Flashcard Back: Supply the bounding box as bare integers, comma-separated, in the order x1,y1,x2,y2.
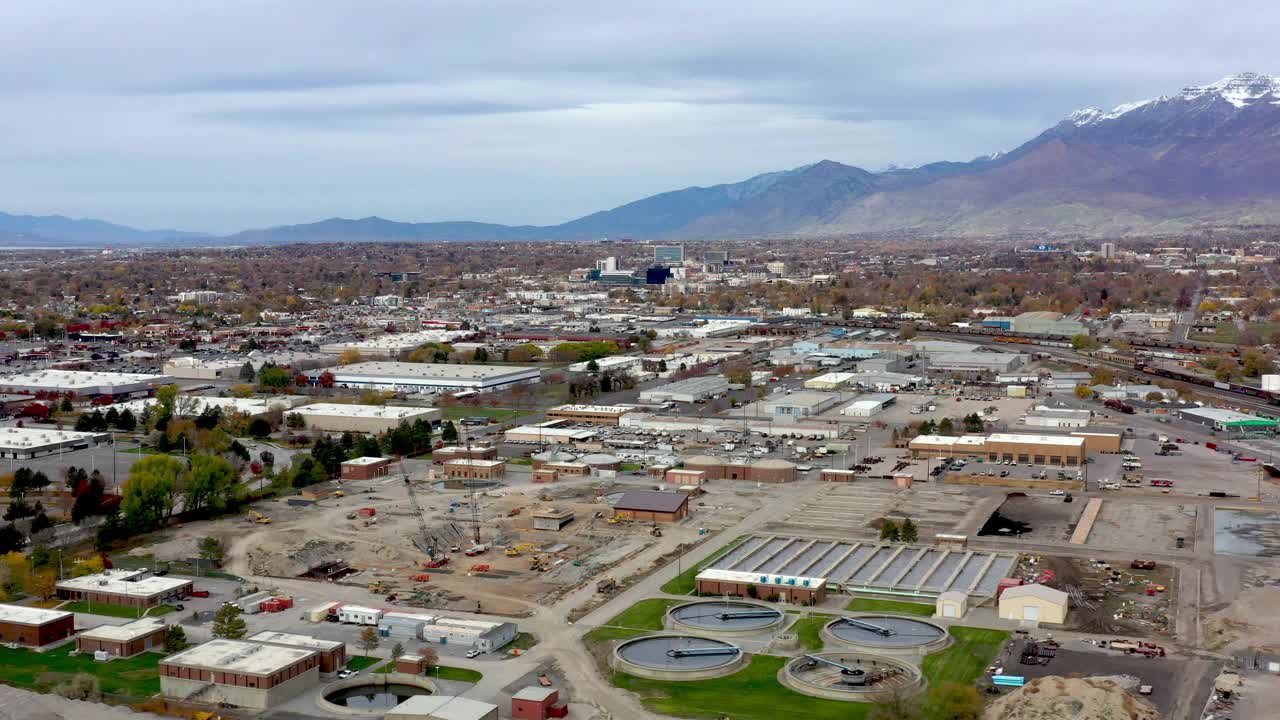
620,462,644,472
788,614,833,651
616,655,870,720
346,655,381,671
58,601,173,619
371,660,482,683
845,597,936,617
441,406,527,422
507,458,533,466
920,626,1011,687
660,535,748,595
584,599,681,644
0,644,162,696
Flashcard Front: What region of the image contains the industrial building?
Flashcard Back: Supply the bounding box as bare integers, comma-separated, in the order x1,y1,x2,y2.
0,603,75,647
1177,406,1279,432
319,330,474,360
159,639,321,710
694,568,827,605
309,361,541,394
620,412,839,439
0,369,173,398
162,356,246,380
378,613,516,652
638,375,730,404
680,455,799,483
56,569,193,609
247,631,347,673
114,395,299,421
291,403,441,434
442,459,506,481
0,426,112,460
76,617,168,658
841,393,897,417
909,433,1087,466
386,696,499,720
532,507,575,531
545,404,636,425
926,351,1027,375
757,391,840,419
566,355,644,376
340,456,393,481
504,421,599,444
612,491,690,522
998,583,1069,624
1023,406,1091,429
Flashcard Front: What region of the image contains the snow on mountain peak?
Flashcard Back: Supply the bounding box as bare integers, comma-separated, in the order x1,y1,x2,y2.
1181,72,1280,108
1067,98,1155,126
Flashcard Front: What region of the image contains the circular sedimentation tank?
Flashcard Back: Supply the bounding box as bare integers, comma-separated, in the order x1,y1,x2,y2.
780,651,924,702
611,634,746,681
316,674,438,715
667,600,784,636
822,615,950,657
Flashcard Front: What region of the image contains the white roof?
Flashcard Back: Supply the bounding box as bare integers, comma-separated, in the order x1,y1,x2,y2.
79,617,167,642
339,605,382,615
328,361,538,381
162,638,317,675
323,330,472,351
0,369,169,391
247,630,345,651
987,433,1085,447
387,695,498,720
57,569,190,598
0,427,107,450
512,686,558,701
548,404,634,414
696,567,826,588
0,602,72,626
1001,583,1069,604
294,403,437,419
443,458,505,468
343,456,391,466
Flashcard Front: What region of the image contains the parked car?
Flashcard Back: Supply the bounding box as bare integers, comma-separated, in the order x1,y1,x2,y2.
465,649,482,658
337,669,357,679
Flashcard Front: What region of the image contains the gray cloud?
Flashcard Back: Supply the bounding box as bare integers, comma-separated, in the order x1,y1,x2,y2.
0,0,1273,232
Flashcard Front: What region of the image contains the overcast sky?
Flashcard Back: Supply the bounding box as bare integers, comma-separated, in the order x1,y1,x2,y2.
0,1,1273,233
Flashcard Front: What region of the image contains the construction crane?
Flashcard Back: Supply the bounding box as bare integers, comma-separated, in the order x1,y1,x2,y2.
465,442,482,544
399,456,439,558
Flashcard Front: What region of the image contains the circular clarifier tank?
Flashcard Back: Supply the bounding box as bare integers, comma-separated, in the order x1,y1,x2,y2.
611,634,746,681
780,651,924,702
823,615,950,656
667,600,784,636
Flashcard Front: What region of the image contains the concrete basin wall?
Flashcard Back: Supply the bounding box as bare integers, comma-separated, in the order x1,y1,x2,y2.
779,651,925,702
821,614,952,659
315,672,438,716
609,635,747,682
665,600,785,637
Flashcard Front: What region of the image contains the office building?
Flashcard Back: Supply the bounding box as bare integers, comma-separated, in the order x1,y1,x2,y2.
653,245,685,266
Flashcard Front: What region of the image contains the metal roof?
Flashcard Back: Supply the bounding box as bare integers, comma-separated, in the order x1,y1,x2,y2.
614,490,689,513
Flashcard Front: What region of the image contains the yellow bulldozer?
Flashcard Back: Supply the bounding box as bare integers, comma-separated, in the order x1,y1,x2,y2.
367,580,388,593
505,542,537,557
247,510,271,524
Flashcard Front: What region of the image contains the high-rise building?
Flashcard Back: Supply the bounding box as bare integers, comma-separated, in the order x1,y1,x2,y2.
1100,242,1116,259
597,256,619,272
653,245,685,266
703,250,729,267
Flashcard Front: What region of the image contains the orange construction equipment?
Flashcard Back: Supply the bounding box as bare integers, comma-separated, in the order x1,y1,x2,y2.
411,574,432,582
470,563,491,572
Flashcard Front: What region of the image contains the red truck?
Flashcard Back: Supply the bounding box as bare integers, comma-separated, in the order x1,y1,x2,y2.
1206,442,1218,450
190,590,211,598
1149,479,1174,487
424,557,449,569
1104,399,1135,414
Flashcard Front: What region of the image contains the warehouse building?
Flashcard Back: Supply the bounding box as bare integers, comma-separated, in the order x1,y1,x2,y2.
76,617,168,658
312,361,540,395
504,421,599,444
162,357,247,380
619,412,838,439
841,393,897,418
998,583,1069,624
319,330,474,360
247,631,347,673
292,403,441,434
566,355,645,376
803,372,861,390
545,404,636,425
0,369,173,398
340,456,393,481
638,375,729,404
926,351,1027,375
114,395,301,421
386,696,499,720
0,603,75,648
0,426,112,460
1022,407,1091,429
908,433,1087,466
1177,406,1279,432
442,459,506,481
56,569,193,609
694,568,827,605
757,391,840,419
612,491,689,522
159,639,321,710
1070,429,1123,453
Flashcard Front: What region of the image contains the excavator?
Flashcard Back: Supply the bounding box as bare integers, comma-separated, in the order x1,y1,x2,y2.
246,509,271,524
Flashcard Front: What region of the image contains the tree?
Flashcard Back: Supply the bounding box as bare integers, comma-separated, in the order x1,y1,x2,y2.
163,625,190,652
923,682,982,720
417,646,439,669
121,455,184,532
116,408,136,432
392,641,405,660
28,568,57,600
1242,349,1275,377
238,361,256,381
257,364,292,389
937,418,954,435
962,413,984,433
472,347,488,362
29,511,53,536
71,474,106,524
1069,333,1099,351
285,412,305,429
879,519,900,542
1215,362,1236,382
441,421,459,444
338,349,363,365
1074,385,1094,400
212,604,248,639
52,673,101,702
899,518,918,544
359,626,380,656
1144,391,1165,402
318,371,336,388
869,684,921,720
198,536,226,566
586,359,599,373
0,524,23,555
247,417,272,438
229,383,256,399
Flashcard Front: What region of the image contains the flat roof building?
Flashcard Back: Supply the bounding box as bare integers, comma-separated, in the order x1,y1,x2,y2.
160,639,321,710
0,369,173,397
57,569,193,609
531,507,575,531
341,456,393,481
319,330,474,360
505,421,599,444
638,375,729,404
694,568,826,605
386,695,500,720
292,403,441,434
310,361,540,394
442,459,506,481
757,391,840,419
0,426,112,460
909,433,1086,466
247,631,347,673
1178,406,1279,431
0,603,75,648
841,393,897,417
545,404,636,425
76,617,168,658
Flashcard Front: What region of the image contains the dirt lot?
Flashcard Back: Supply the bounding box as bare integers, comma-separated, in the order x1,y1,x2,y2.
1005,639,1187,718
1088,500,1198,552
1013,555,1175,637
763,481,975,539
982,495,1084,542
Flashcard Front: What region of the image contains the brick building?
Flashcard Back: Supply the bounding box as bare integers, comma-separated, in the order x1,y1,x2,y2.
612,491,689,522
76,617,167,657
512,686,569,719
694,568,827,605
340,456,392,481
442,459,506,481
159,639,321,711
545,404,635,426
432,445,498,464
0,603,75,647
247,631,347,673
56,569,193,609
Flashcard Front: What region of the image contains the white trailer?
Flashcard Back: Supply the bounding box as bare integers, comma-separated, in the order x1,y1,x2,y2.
308,601,342,623
338,605,384,625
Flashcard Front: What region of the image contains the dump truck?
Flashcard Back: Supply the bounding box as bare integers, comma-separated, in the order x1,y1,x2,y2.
597,577,617,594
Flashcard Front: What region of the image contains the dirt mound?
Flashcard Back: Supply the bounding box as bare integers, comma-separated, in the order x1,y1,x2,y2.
984,676,1159,720
1205,582,1280,652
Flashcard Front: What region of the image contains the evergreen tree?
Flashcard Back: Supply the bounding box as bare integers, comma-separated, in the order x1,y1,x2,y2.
441,421,459,444
899,518,918,544
212,605,247,639
239,361,256,381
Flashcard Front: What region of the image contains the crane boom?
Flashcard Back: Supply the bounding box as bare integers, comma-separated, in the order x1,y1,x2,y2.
399,457,436,556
